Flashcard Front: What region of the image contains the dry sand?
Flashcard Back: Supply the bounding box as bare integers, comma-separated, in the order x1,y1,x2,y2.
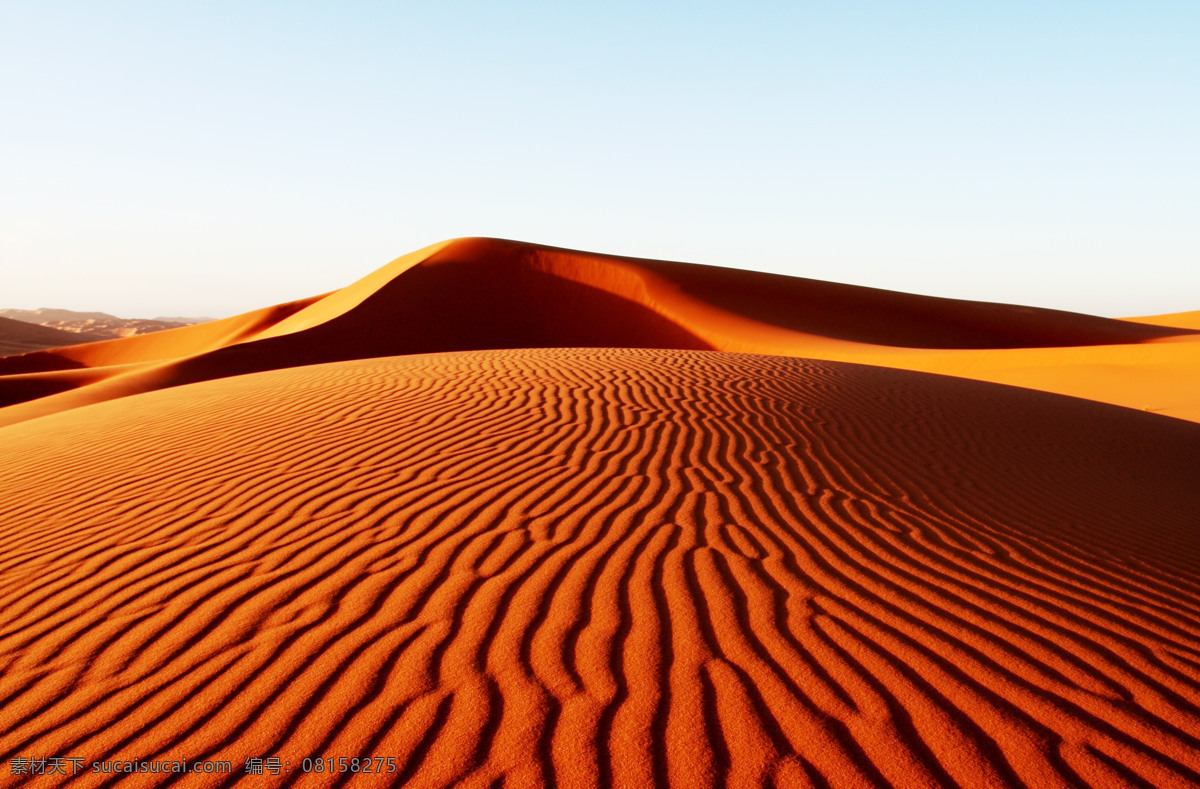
1,240,1198,787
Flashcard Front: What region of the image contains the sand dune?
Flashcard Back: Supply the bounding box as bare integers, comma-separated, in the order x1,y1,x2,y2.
0,349,1198,787
2,240,1198,787
1,238,1197,426
0,365,142,409
1124,310,1200,332
0,295,324,372
0,316,98,357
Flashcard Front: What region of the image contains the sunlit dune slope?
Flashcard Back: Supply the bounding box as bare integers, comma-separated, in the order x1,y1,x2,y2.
0,348,1198,788
0,238,1196,424
871,339,1200,423
1124,310,1200,331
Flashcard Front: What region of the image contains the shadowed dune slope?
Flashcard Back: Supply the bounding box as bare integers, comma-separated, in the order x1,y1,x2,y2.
1,348,1198,788
253,237,1184,351
0,366,141,409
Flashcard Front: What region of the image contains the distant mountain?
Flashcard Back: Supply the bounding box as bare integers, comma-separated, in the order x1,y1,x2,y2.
0,308,119,323
0,309,211,345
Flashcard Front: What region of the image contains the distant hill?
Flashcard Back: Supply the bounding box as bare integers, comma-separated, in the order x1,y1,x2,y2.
151,315,216,324
0,316,95,356
0,308,122,323
0,308,211,345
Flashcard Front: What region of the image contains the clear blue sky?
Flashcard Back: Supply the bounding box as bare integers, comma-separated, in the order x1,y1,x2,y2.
3,2,1197,318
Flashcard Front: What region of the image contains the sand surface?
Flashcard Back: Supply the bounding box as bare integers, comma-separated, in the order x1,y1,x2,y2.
1124,310,1200,331
2,241,1199,787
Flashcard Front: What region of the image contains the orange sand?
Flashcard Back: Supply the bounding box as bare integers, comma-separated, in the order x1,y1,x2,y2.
1,241,1199,787
1124,310,1200,331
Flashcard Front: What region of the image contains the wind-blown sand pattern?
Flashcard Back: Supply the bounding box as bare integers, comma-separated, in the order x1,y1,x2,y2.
2,240,1199,787
1,349,1199,788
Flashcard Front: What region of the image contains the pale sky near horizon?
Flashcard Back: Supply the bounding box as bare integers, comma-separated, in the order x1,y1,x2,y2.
2,2,1197,319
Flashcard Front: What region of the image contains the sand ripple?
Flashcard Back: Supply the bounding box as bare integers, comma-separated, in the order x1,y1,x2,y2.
1,349,1198,787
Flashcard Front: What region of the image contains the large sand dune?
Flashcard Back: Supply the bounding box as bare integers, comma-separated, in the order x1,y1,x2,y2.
1,349,1198,787
1,238,1197,425
2,240,1199,787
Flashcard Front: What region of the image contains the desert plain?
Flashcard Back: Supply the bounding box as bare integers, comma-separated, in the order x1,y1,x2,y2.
0,238,1198,787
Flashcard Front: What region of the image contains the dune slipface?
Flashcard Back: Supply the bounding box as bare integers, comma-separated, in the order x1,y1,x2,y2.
1,348,1198,788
